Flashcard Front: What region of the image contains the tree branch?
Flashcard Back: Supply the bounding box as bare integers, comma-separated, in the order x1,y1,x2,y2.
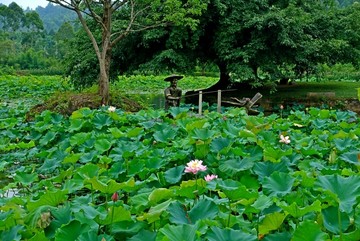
84,0,104,26
46,0,76,11
111,0,128,12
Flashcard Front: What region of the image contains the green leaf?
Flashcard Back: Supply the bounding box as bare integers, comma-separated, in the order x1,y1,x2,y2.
263,147,292,162
253,161,289,180
28,232,48,241
77,230,106,241
153,128,177,142
109,127,124,138
210,137,231,153
263,172,294,197
332,229,360,241
111,221,146,235
188,199,218,222
94,138,112,154
1,225,23,241
258,212,287,235
262,232,291,241
251,195,273,212
239,129,257,142
177,179,206,199
14,173,38,186
280,200,321,218
165,165,184,184
98,205,132,225
217,179,258,201
315,174,360,213
27,190,68,212
339,151,360,165
206,226,257,241
219,158,254,175
168,201,190,224
127,230,156,241
93,113,113,129
70,132,92,146
63,153,82,164
45,204,72,238
148,188,175,205
17,140,35,149
159,223,199,241
292,220,329,241
319,109,330,119
68,119,85,132
86,177,134,194
38,158,62,173
39,131,57,146
55,220,89,241
138,199,173,223
191,128,216,140
126,127,144,138
322,206,350,234
75,163,99,179
334,138,353,152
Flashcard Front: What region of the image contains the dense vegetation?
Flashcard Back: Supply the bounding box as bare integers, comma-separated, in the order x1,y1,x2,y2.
0,2,76,75
1,1,360,91
66,0,360,91
1,74,360,241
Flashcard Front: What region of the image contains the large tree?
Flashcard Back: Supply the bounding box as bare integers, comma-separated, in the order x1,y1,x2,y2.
113,0,360,89
47,0,207,104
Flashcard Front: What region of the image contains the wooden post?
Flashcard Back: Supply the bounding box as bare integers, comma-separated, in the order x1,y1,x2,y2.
217,90,221,113
198,91,203,115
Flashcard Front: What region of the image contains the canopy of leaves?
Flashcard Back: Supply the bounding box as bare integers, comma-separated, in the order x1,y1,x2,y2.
65,0,360,89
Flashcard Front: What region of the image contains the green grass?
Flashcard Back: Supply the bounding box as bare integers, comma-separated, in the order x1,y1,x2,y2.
114,75,358,100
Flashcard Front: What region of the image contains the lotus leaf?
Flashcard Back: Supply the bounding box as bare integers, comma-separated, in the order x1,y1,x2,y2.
315,174,360,213
258,212,287,235
292,220,329,241
206,226,257,241
321,206,350,234
159,223,200,241
262,171,294,197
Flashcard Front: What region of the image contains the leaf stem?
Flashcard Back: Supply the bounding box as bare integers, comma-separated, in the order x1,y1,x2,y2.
338,206,343,241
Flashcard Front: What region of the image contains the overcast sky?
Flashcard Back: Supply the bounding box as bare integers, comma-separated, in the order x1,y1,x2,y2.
0,0,49,10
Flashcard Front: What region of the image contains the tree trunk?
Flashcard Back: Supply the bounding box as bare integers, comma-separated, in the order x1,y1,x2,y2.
99,59,109,105
207,63,231,90
98,1,112,105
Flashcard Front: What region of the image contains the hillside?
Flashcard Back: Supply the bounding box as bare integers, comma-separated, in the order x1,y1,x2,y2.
35,3,77,33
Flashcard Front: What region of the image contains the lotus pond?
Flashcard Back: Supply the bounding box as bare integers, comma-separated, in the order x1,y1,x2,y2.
1,76,360,241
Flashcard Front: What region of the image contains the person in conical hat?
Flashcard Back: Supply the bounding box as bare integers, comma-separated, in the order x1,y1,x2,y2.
164,74,183,110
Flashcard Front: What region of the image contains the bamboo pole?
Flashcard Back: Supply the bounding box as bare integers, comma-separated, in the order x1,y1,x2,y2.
198,91,203,115
217,90,221,113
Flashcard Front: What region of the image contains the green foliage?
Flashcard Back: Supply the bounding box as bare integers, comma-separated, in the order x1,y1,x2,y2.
1,75,360,240
91,0,360,90
35,3,76,33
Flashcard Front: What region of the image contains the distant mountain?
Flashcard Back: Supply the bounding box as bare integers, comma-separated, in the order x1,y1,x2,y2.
35,3,77,33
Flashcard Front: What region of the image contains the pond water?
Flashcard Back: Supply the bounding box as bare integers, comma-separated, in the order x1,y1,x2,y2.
137,91,360,115
0,172,18,198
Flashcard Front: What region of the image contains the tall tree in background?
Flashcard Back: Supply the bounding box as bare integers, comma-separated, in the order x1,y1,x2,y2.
109,0,360,90
47,0,207,104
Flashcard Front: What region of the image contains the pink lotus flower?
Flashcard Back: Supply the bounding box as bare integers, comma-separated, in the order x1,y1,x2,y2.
204,174,218,182
279,134,290,144
184,159,207,175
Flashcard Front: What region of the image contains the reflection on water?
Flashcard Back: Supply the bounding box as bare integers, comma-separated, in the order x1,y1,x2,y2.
0,172,18,198
146,94,166,109
137,94,186,109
